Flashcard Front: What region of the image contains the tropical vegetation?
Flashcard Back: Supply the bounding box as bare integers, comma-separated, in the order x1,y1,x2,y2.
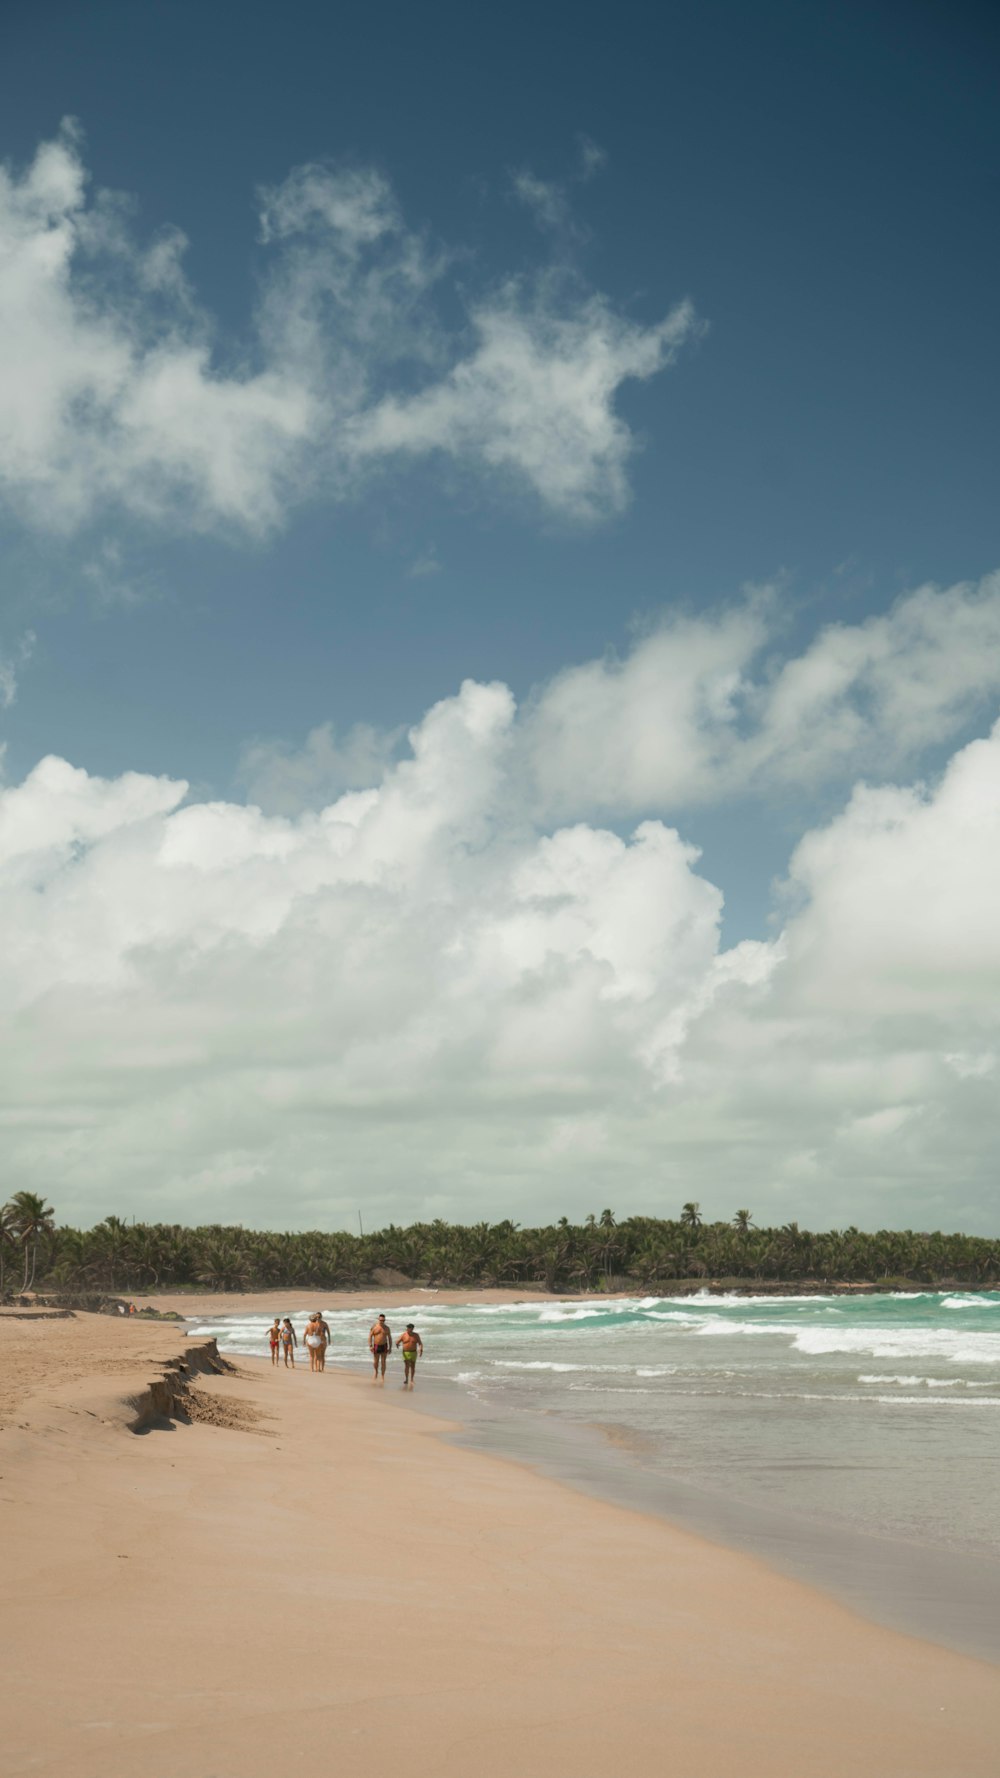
2,1198,998,1297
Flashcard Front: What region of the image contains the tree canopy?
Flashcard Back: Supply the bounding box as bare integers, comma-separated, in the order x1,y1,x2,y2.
5,1200,997,1297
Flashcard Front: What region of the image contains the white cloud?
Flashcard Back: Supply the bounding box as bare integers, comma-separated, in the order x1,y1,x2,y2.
777,720,1000,1015
406,545,442,579
2,675,1000,1233
524,571,1000,815
238,720,403,815
511,169,581,239
510,139,608,240
577,137,608,180
0,124,697,535
354,287,696,520
81,540,154,611
0,630,35,708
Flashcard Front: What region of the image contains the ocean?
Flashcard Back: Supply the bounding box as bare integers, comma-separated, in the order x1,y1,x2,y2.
189,1289,1000,1662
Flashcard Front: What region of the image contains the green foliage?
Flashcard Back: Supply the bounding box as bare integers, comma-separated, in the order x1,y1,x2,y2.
4,1199,998,1296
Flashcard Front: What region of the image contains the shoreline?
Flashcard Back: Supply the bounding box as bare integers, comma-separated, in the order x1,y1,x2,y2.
192,1297,1000,1669
412,1364,1000,1667
2,1311,998,1776
104,1277,1000,1320
235,1345,1000,1668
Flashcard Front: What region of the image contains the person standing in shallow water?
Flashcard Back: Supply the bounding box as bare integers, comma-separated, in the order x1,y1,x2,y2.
305,1312,330,1372
396,1323,423,1389
281,1318,297,1367
304,1313,322,1371
268,1319,281,1366
369,1312,392,1384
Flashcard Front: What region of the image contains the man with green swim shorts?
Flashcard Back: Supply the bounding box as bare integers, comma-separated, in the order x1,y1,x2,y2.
396,1323,423,1388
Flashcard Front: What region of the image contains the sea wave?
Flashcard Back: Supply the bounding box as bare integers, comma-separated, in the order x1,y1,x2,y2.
503,1362,679,1379
858,1373,961,1387
792,1327,1000,1363
537,1307,610,1322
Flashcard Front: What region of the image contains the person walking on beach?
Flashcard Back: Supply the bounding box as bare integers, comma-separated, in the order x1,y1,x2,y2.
314,1311,331,1371
304,1313,329,1372
396,1323,423,1389
369,1312,392,1384
268,1318,281,1366
280,1317,298,1367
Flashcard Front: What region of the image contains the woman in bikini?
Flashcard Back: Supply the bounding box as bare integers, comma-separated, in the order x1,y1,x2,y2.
281,1317,298,1367
304,1314,326,1372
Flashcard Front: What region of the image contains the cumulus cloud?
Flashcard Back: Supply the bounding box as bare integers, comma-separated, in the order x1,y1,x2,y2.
354,287,696,519
238,720,404,815
2,668,1000,1233
524,571,1000,815
0,123,696,535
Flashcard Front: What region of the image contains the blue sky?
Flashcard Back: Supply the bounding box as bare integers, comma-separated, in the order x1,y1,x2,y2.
1,0,999,1233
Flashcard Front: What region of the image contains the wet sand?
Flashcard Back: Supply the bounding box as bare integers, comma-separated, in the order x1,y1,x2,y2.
1,1310,997,1777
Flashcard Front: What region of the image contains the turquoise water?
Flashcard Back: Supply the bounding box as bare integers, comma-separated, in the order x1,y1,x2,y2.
191,1289,1000,1657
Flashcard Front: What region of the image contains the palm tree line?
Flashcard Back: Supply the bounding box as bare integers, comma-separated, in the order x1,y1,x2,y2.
5,1199,998,1297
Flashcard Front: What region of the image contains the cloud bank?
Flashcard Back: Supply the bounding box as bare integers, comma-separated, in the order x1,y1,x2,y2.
244,571,1000,816
0,123,696,535
4,581,1000,1234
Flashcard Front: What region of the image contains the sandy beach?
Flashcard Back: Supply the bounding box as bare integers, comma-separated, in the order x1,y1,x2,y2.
2,1308,997,1778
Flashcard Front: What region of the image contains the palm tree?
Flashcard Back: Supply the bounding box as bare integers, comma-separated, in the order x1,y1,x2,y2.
0,1201,20,1298
732,1209,754,1234
197,1241,250,1292
9,1192,56,1291
680,1201,702,1229
92,1216,132,1291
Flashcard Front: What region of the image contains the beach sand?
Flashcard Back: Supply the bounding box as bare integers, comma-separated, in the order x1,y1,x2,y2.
2,1308,997,1777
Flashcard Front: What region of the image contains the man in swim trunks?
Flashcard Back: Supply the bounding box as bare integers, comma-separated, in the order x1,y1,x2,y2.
268,1318,281,1366
369,1313,392,1384
395,1323,423,1389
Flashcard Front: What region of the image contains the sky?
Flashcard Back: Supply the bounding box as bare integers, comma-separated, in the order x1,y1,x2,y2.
1,0,999,1235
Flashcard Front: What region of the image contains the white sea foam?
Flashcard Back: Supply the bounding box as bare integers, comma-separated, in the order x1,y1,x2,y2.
537,1306,609,1322
858,1373,925,1386
857,1374,969,1388
495,1360,614,1373
696,1318,784,1337
792,1326,1000,1364
640,1309,703,1323
684,1289,842,1306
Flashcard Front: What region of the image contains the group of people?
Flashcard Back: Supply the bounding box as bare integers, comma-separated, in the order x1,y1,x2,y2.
267,1311,424,1388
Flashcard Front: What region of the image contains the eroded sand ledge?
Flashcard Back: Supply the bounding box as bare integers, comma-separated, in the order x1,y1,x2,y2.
1,1311,996,1778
